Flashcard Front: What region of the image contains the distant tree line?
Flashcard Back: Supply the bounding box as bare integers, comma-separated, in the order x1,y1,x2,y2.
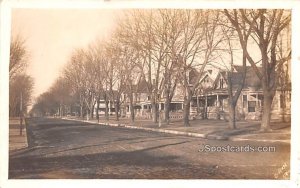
31,9,291,131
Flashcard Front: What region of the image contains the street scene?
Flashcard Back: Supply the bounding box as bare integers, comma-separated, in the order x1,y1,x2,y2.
9,118,290,179
8,8,292,179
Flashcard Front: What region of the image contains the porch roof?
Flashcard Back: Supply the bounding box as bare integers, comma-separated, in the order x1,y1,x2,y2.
196,88,228,96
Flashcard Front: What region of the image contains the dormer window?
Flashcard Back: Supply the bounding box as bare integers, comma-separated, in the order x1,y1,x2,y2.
220,78,224,88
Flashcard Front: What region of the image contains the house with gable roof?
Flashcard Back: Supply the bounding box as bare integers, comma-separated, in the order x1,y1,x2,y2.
192,65,291,121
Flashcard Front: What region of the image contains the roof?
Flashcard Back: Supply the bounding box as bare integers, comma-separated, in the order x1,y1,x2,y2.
124,79,149,93
189,68,200,85
134,79,149,93
217,66,262,90
98,90,120,100
189,68,217,85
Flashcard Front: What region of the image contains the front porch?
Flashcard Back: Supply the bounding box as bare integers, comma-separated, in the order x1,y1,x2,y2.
192,90,264,121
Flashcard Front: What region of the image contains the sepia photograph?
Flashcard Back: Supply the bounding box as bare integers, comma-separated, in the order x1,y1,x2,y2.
1,0,299,187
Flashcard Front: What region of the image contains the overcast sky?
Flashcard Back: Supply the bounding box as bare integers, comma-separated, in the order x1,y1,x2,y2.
11,9,118,99
11,8,285,101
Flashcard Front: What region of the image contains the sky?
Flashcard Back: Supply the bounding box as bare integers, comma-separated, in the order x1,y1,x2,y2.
11,9,118,99
10,8,291,101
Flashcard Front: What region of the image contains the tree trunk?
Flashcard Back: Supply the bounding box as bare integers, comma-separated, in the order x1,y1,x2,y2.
151,102,158,123
79,94,84,119
226,50,247,129
183,96,191,127
104,93,109,121
123,104,126,118
228,103,236,129
261,90,274,131
115,99,120,121
91,102,95,119
96,100,100,123
164,97,171,124
105,98,109,121
86,109,89,121
59,104,62,118
129,100,135,123
80,105,83,119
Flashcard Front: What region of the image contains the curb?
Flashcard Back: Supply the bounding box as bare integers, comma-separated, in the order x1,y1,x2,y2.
229,137,290,143
62,118,289,143
63,118,229,140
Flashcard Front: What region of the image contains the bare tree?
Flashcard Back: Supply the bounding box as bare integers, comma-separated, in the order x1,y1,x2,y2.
216,18,248,129
49,77,73,117
157,10,182,124
30,77,76,117
31,92,57,116
98,45,111,121
9,35,28,79
133,10,161,123
9,74,34,117
9,35,34,118
276,26,291,122
81,47,99,121
104,37,127,121
224,9,291,131
115,10,223,126
117,10,167,123
64,48,87,118
89,41,106,123
176,10,223,127
115,11,143,123
224,27,250,129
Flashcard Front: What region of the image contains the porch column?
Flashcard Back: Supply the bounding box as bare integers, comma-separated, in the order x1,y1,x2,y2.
278,92,281,111
205,95,208,119
216,94,219,107
108,100,111,114
256,93,258,111
189,100,192,116
197,95,200,113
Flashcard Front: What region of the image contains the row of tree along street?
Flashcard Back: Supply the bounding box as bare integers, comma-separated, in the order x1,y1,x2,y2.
9,35,34,119
30,9,291,131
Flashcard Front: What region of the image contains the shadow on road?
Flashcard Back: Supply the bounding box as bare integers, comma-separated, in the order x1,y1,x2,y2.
9,140,211,179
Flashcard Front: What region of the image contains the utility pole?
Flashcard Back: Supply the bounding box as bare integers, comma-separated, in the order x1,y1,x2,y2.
158,93,161,128
19,92,23,136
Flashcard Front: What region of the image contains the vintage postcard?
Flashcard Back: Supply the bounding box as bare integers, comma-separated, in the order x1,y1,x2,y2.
0,0,299,188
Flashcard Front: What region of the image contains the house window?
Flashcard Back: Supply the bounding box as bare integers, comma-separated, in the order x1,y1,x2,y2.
243,95,247,108
248,101,256,112
207,97,214,107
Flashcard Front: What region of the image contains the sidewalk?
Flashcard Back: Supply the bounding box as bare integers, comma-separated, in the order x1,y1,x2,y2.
66,116,290,143
9,118,28,154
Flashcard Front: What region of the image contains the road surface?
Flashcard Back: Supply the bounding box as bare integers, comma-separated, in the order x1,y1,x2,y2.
9,117,290,179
